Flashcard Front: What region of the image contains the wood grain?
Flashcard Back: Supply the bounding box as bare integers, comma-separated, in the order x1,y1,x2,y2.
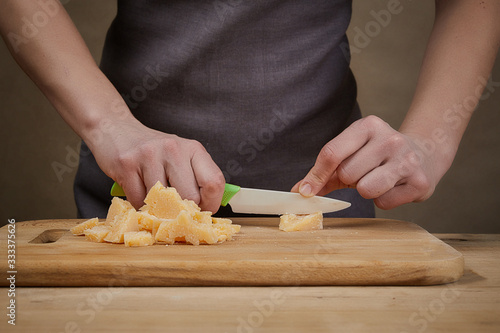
0,218,464,286
1,234,497,333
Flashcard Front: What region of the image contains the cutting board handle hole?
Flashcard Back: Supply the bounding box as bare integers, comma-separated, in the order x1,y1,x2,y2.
29,229,69,244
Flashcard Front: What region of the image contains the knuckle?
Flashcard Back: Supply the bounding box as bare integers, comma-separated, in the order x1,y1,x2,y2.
190,139,206,151
374,197,393,210
161,138,183,161
140,143,158,161
412,174,434,201
361,115,386,131
395,151,420,178
384,133,406,151
186,191,201,205
414,173,431,191
336,163,356,186
318,143,341,166
116,152,135,169
203,174,225,194
356,182,377,199
162,137,181,153
308,171,328,187
405,150,421,166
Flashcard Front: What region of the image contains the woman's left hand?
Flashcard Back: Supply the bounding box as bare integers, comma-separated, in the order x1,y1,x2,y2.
292,115,447,210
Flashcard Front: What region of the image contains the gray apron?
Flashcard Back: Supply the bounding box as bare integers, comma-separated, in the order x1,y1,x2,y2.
74,0,374,218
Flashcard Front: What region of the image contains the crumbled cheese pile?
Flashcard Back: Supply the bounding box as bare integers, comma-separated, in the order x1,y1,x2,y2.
71,181,241,246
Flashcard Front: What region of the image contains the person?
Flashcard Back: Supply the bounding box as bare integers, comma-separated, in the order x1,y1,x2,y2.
1,0,499,218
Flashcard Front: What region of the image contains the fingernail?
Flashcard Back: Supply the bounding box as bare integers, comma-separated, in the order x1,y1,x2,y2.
299,183,313,197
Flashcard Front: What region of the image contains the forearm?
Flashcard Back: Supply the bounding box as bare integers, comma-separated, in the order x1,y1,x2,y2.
399,0,500,177
0,0,139,150
0,1,225,211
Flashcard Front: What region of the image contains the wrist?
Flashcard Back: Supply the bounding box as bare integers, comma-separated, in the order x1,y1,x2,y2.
399,127,457,183
81,106,143,152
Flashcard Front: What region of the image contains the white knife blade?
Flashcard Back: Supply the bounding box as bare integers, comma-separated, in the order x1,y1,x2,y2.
225,186,351,215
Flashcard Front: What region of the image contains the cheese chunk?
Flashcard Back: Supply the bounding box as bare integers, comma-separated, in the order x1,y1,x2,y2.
137,211,157,231
84,225,111,243
124,231,155,247
71,218,102,235
106,197,134,227
144,181,200,219
193,211,213,224
155,210,219,245
104,209,140,243
212,218,241,242
279,212,323,232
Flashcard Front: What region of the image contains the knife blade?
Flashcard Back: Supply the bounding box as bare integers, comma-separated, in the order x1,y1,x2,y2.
221,184,351,215
110,182,351,215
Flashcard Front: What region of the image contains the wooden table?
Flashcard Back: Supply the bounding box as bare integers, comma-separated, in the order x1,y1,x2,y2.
2,233,499,332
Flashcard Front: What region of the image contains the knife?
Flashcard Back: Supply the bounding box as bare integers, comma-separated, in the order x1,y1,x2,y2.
110,182,351,215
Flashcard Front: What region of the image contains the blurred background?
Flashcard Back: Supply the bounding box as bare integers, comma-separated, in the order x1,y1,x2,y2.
1,0,499,232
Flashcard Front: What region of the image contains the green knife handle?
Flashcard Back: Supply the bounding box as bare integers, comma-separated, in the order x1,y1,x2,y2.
110,182,126,197
221,183,241,206
111,181,240,207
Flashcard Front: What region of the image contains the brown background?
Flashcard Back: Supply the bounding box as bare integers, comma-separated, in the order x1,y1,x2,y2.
1,0,499,232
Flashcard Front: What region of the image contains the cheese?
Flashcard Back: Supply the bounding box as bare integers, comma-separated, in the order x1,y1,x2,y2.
84,225,111,242
73,181,240,246
212,218,241,242
151,217,165,238
71,218,102,235
137,211,157,231
124,231,155,247
279,212,323,232
106,197,134,227
144,181,200,219
104,209,140,243
193,211,213,224
155,210,219,245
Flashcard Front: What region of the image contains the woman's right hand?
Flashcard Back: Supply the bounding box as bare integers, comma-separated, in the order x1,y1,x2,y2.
87,118,226,213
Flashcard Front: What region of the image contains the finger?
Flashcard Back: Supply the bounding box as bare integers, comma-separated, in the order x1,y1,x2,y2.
191,148,225,214
293,174,350,197
163,150,201,205
355,163,403,199
298,119,373,197
315,171,351,196
374,171,433,210
119,173,147,210
312,139,390,197
335,140,389,187
142,162,169,194
167,166,200,204
373,183,416,210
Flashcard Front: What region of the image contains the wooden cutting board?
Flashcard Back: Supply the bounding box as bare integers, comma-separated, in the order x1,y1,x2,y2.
0,218,464,287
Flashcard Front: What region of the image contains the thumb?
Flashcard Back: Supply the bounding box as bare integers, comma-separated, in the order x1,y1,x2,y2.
296,144,346,197
297,165,333,198
297,170,348,197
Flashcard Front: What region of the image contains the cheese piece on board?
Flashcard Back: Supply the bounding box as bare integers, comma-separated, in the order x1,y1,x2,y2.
70,218,102,235
279,212,323,232
84,225,111,243
124,231,155,247
151,217,165,238
137,211,157,231
104,209,140,243
106,197,134,227
193,211,213,224
144,181,200,219
155,210,219,245
212,218,242,242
